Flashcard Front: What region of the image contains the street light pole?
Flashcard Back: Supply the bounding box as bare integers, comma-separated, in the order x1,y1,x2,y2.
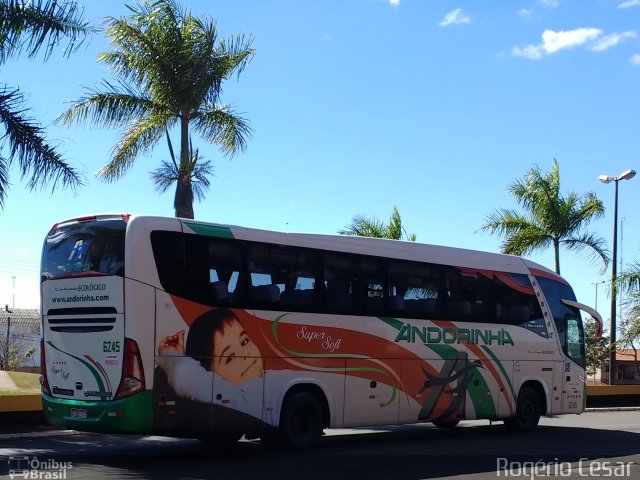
3,305,11,370
599,169,636,385
590,280,605,312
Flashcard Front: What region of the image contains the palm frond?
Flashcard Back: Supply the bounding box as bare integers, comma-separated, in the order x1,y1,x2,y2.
99,115,167,181
617,261,640,294
56,81,158,129
150,159,178,194
0,153,9,207
338,207,416,240
0,0,93,63
190,157,213,201
500,226,550,257
478,209,535,236
0,85,82,203
149,150,213,202
480,159,608,273
193,105,252,157
561,233,610,272
339,214,387,238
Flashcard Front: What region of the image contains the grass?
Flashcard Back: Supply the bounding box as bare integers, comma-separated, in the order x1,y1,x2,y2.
0,371,41,396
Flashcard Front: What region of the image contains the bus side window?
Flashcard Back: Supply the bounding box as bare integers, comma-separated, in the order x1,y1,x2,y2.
389,261,441,319
207,239,243,307
324,254,354,313
246,244,323,311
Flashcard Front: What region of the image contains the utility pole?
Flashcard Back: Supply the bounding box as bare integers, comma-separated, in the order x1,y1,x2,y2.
11,276,15,309
3,305,11,370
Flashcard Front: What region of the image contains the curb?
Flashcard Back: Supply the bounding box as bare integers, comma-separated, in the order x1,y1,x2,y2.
0,430,78,441
584,406,640,412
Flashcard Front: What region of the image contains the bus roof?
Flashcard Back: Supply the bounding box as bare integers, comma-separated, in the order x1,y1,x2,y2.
141,215,564,280
56,214,567,281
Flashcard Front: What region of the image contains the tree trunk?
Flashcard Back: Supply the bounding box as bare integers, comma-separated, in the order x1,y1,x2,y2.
553,238,561,275
174,175,194,219
174,114,194,219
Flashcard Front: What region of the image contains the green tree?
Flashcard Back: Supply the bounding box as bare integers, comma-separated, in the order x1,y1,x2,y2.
0,0,90,208
584,320,609,383
618,291,640,378
617,260,640,294
339,206,416,241
57,0,254,219
478,160,609,274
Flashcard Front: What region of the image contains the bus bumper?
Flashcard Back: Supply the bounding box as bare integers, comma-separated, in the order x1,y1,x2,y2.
42,390,153,434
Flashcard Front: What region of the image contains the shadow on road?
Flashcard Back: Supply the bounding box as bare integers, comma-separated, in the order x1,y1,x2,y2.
2,422,638,479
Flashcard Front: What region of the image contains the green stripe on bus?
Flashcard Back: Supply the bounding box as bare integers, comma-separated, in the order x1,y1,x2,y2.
426,343,497,419
379,317,405,331
183,222,235,239
480,344,516,403
46,341,106,393
42,390,153,434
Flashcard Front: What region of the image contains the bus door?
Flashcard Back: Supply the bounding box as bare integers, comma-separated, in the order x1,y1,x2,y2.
551,362,565,414
560,299,601,414
561,315,587,413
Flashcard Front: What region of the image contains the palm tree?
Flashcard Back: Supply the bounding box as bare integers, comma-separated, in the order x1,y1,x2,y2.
0,0,90,208
478,160,609,275
57,0,254,219
618,261,640,294
339,206,416,241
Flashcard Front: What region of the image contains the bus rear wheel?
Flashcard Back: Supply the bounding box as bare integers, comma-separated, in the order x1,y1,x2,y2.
279,391,324,451
504,386,541,433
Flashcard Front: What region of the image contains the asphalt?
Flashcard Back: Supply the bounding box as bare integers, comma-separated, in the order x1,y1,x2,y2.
0,407,639,442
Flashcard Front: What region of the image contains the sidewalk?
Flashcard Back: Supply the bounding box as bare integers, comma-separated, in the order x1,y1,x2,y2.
0,371,18,391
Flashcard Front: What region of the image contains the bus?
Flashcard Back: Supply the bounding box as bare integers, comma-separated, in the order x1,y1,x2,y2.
40,214,602,450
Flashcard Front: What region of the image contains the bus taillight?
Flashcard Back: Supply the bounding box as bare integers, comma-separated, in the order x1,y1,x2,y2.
114,338,146,400
40,339,51,396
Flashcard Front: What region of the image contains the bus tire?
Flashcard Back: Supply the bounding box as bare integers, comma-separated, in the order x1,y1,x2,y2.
279,391,324,451
432,419,460,429
504,386,541,433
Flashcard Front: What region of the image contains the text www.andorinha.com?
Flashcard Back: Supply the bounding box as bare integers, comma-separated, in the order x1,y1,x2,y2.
52,294,110,303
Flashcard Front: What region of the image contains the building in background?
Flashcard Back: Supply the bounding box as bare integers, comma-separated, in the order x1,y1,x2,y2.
0,308,40,371
597,350,640,385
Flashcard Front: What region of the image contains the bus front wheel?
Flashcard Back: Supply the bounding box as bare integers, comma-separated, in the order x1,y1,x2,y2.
504,386,541,433
433,419,460,429
279,391,324,451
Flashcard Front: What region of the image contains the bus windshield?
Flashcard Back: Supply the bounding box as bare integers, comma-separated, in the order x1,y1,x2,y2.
535,275,585,368
41,218,126,281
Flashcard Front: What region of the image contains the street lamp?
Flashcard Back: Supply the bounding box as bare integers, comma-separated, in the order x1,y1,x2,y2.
599,168,636,385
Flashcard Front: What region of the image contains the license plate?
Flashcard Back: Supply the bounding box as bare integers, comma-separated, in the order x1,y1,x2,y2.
70,408,88,419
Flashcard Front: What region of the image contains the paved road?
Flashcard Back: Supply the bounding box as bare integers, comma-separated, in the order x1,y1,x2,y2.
0,410,638,479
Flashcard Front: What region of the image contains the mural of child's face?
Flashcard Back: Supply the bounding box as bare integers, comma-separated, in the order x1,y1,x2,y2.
210,319,264,386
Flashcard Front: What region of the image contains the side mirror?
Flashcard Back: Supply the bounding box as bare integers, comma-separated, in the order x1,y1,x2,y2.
561,299,603,338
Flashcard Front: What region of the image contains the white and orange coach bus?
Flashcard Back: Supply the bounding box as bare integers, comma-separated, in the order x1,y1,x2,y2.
40,214,601,450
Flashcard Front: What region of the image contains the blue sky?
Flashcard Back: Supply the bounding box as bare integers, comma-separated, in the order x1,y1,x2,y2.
1,0,639,329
